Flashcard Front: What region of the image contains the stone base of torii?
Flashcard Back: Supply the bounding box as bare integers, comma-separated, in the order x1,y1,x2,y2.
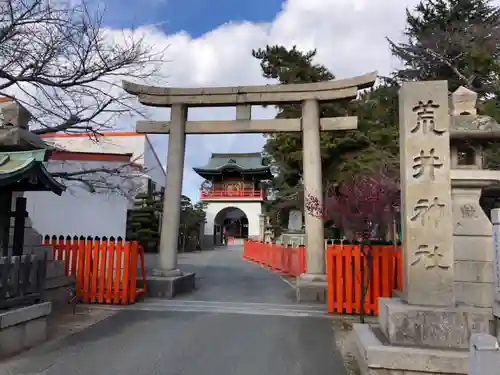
351,82,500,375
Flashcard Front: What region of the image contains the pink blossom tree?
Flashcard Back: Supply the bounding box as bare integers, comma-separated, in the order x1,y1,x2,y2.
326,169,399,241
305,167,400,321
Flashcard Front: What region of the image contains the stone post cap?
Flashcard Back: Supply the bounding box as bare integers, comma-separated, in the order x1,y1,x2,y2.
0,98,32,129
451,86,478,116
470,333,500,350
491,208,500,225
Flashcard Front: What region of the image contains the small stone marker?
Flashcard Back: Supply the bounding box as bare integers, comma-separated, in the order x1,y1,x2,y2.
288,210,302,232
468,333,500,375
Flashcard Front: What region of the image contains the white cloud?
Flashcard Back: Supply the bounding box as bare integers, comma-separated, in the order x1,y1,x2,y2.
106,0,477,200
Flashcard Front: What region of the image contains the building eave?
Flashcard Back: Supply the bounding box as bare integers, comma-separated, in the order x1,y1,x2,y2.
49,150,133,162
0,150,66,195
193,166,272,179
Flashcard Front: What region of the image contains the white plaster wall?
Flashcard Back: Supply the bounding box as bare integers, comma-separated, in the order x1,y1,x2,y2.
26,133,167,239
25,188,130,238
25,160,137,238
204,201,262,238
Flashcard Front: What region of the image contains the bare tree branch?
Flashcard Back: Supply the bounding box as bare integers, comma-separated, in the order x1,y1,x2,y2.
48,153,149,198
0,0,167,135
0,1,169,193
423,47,476,89
50,161,142,179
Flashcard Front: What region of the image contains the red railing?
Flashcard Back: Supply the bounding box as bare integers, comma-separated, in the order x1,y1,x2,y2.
43,235,147,305
243,240,306,277
200,189,266,199
326,244,402,316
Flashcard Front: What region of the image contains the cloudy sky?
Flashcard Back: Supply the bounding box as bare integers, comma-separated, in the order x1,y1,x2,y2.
100,0,432,200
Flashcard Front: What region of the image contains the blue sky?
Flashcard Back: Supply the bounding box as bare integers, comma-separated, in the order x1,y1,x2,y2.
93,0,423,201
101,0,285,37
99,0,287,201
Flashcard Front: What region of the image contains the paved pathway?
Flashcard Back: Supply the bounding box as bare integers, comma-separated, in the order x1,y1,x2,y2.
0,246,346,375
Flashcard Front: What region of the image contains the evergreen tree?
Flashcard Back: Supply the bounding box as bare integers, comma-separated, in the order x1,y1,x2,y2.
179,195,207,252
252,46,399,193
126,190,162,253
388,0,500,96
389,0,500,168
252,46,399,230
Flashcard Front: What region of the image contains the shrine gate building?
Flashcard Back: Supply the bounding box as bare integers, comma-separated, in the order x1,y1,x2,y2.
194,153,271,246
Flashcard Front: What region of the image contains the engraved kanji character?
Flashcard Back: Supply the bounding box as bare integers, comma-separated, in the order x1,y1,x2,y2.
410,197,445,227
410,244,450,270
460,204,477,218
411,100,445,135
412,149,443,180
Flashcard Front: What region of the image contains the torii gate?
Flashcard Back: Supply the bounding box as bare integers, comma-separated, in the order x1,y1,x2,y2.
123,72,377,300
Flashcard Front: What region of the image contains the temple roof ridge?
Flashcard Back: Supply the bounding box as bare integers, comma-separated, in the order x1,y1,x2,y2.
193,151,271,179
211,152,262,159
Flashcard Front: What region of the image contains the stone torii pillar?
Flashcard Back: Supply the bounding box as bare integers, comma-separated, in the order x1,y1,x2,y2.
123,72,377,299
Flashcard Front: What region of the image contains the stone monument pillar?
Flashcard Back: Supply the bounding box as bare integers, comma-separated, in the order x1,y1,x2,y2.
398,80,455,306
351,81,494,375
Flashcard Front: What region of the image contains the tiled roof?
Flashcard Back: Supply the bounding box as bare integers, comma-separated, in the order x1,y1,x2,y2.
195,152,268,172
0,150,66,195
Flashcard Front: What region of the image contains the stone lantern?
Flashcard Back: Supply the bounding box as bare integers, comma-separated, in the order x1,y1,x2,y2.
450,86,500,309
450,86,483,169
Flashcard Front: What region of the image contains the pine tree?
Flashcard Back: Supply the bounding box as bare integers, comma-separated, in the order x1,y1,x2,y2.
126,190,162,253
388,0,500,168
252,45,399,192
388,0,500,96
178,195,207,252
252,45,399,230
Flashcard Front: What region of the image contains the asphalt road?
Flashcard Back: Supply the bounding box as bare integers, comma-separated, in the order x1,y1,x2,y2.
0,246,346,375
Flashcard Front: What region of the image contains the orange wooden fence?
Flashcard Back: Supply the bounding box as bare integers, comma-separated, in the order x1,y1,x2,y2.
326,244,402,316
243,239,402,316
43,235,147,305
243,240,306,277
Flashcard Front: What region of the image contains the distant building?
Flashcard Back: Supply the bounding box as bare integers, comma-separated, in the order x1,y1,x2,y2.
25,131,165,238
194,152,271,246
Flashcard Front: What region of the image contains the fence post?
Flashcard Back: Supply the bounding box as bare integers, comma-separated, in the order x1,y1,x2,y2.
129,241,138,303
326,246,334,313
468,333,500,375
